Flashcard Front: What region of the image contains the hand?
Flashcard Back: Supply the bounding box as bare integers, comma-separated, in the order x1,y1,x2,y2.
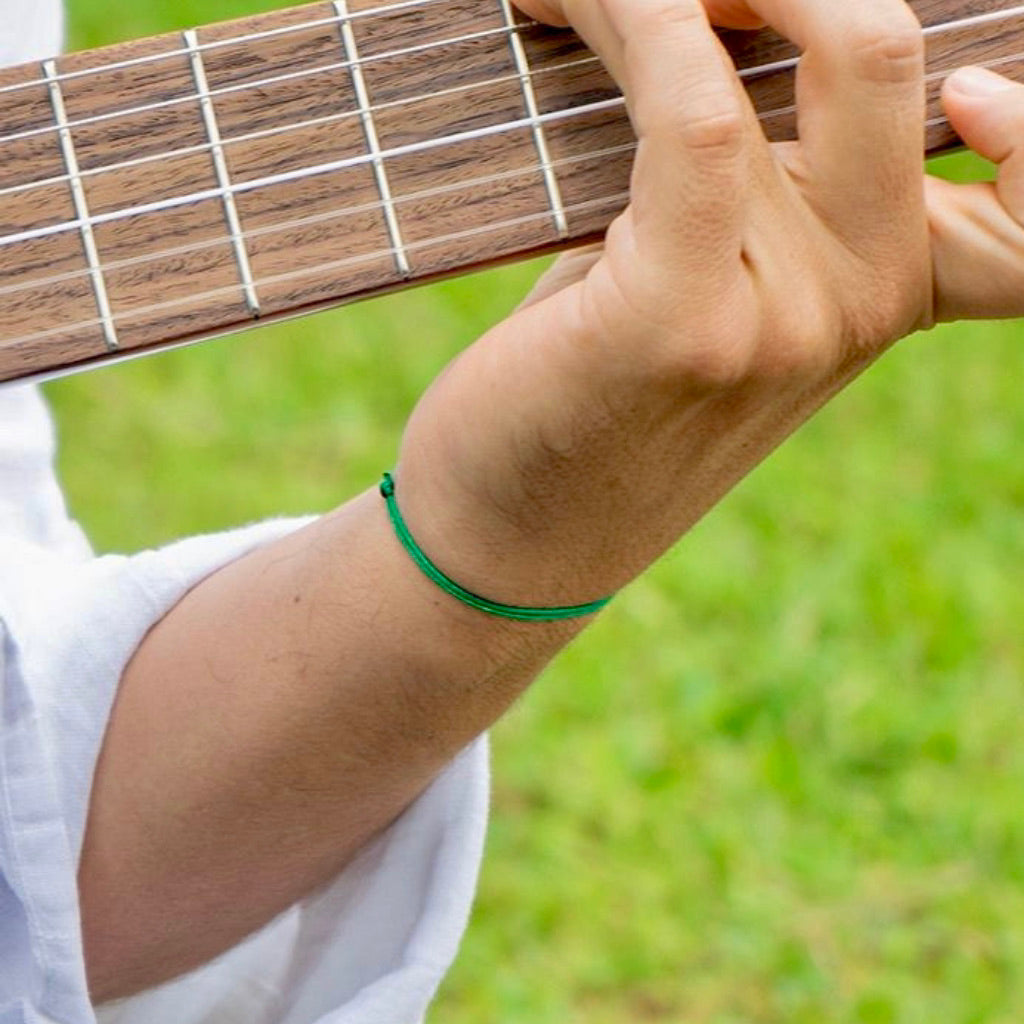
397,0,932,607
930,67,1024,321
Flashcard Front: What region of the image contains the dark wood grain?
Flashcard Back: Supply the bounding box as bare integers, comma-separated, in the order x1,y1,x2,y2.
1,0,1023,383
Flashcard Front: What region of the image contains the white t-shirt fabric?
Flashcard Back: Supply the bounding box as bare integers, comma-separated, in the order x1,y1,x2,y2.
0,5,490,1023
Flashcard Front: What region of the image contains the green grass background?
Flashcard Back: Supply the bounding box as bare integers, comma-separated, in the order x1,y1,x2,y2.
48,3,1024,1021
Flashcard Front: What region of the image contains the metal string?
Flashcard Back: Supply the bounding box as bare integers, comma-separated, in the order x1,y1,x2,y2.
0,109,991,351
0,66,973,309
0,91,976,352
1,29,1010,257
0,140,636,300
0,21,542,149
0,95,627,250
1,4,1021,348
5,2,1021,154
7,21,1023,209
0,0,471,96
1,0,1021,103
0,53,603,202
5,189,631,350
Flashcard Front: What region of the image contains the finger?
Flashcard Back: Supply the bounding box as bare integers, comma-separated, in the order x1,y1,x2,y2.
595,0,758,271
943,66,1024,222
746,0,926,254
926,175,1024,321
522,0,757,280
515,0,765,30
513,0,570,27
512,1,627,83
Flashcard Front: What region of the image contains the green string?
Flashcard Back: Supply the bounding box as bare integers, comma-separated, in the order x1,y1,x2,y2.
380,473,613,623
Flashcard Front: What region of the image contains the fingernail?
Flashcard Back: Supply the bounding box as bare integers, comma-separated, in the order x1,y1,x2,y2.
948,66,1017,97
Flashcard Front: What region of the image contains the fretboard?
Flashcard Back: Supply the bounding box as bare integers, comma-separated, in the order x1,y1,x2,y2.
1,0,1023,384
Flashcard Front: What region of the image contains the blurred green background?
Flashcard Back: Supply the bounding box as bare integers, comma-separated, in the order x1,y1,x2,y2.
50,3,1024,1022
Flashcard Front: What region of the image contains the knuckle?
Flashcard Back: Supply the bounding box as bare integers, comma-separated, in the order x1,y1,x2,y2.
677,103,746,156
760,331,833,381
682,339,757,389
754,300,838,381
632,0,706,32
637,87,745,158
845,10,924,85
646,307,759,390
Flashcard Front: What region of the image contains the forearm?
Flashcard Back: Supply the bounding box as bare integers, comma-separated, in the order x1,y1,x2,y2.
79,488,581,1002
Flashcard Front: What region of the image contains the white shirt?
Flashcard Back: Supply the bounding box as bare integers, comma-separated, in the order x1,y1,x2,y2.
0,6,489,1023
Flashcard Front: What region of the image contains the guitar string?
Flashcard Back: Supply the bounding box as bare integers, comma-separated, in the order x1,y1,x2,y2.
0,89,992,352
0,1,1016,237
1,28,1012,300
0,0,477,96
3,66,996,359
0,53,604,202
0,21,542,148
0,78,976,316
0,8,1017,328
0,30,1010,256
10,24,1021,209
2,0,1023,101
0,95,629,250
0,141,637,299
2,1,1022,149
4,189,632,350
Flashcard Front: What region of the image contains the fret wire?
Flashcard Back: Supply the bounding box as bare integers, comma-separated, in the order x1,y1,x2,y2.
42,59,120,354
334,0,411,278
0,53,603,203
0,140,637,302
0,0,482,98
0,22,540,150
185,28,261,319
0,96,627,251
5,190,632,352
499,0,569,239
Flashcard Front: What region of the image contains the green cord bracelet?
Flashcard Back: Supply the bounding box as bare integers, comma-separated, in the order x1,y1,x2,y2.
380,473,614,622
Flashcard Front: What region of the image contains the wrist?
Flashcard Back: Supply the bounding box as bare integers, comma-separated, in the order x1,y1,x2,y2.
396,310,687,606
379,471,615,621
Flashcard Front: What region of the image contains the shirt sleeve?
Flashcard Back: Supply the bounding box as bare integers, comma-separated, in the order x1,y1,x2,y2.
0,520,489,1024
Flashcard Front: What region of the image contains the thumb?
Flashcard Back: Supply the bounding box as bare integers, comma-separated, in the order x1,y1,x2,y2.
943,66,1024,220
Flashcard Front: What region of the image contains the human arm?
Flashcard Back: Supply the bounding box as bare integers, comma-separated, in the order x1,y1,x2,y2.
79,0,935,1000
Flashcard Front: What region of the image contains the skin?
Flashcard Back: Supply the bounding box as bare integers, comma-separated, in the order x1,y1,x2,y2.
77,0,1024,1002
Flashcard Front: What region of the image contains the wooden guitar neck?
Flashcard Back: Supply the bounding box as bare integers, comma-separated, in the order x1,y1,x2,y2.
1,0,1022,384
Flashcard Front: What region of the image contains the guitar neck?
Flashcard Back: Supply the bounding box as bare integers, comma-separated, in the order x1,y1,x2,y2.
1,0,1022,384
